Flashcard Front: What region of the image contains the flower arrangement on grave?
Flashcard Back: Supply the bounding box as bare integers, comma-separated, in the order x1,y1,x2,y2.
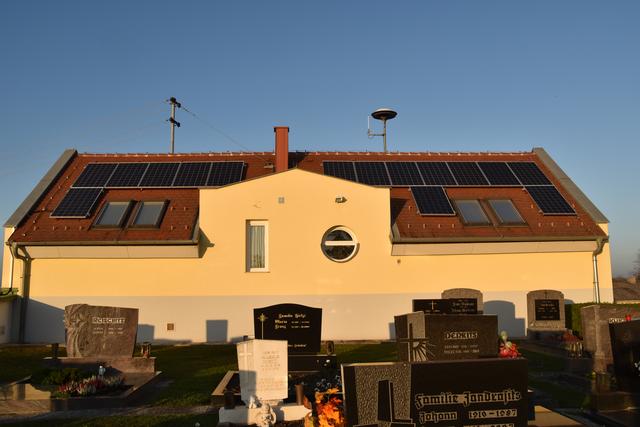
635,361,640,377
561,330,583,358
498,331,521,358
53,374,124,398
310,387,345,427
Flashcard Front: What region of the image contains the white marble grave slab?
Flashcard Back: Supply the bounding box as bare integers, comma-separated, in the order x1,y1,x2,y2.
237,339,288,404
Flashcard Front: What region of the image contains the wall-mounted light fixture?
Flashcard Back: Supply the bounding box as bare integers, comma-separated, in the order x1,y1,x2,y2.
335,196,347,203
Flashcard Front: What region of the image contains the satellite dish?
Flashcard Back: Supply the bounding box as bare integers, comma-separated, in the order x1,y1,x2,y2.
371,108,398,121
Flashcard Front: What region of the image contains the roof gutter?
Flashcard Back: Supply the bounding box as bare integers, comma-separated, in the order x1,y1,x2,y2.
391,234,604,244
8,239,199,247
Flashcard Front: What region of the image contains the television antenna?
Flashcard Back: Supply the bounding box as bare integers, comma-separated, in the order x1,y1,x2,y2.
367,108,397,153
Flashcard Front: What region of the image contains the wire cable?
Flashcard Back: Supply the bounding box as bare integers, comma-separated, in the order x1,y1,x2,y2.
179,104,272,163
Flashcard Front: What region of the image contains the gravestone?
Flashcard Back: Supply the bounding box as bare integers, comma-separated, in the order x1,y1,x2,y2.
608,319,640,391
254,304,321,354
581,304,640,372
442,288,484,313
526,290,565,337
236,339,288,405
412,299,478,315
394,313,498,362
342,359,528,427
64,304,138,358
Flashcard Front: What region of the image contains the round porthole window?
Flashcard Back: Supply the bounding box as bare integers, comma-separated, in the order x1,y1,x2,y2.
322,226,358,262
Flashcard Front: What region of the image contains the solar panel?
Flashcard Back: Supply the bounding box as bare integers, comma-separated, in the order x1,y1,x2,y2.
526,186,575,214
386,162,424,186
416,162,457,185
410,186,455,215
51,188,103,218
354,162,390,186
508,162,551,185
139,162,180,187
323,161,357,182
73,163,117,188
207,162,244,186
447,162,488,186
173,162,212,187
478,162,520,186
106,163,149,187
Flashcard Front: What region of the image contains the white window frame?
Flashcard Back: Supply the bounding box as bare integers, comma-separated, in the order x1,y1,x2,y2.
321,226,359,262
246,220,269,272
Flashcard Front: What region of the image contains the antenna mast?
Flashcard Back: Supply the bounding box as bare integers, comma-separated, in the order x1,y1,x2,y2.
367,108,397,152
168,97,182,153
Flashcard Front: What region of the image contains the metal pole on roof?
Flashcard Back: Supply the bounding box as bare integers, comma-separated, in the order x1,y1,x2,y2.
168,97,181,154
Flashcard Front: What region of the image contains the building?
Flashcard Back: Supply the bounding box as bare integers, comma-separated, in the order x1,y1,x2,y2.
1,127,612,343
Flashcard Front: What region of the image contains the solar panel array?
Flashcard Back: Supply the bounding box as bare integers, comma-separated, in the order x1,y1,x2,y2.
73,161,245,189
51,188,103,218
410,186,455,215
52,161,246,218
323,160,575,216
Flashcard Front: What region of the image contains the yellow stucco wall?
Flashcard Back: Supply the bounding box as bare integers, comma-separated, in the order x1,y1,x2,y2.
1,169,613,341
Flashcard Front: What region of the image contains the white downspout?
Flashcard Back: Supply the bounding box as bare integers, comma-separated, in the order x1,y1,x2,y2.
592,238,606,303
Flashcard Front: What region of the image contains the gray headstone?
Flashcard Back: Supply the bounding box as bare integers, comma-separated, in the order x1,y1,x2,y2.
441,288,484,313
342,359,528,427
581,304,640,372
64,304,138,358
526,290,565,332
608,319,640,391
394,313,498,362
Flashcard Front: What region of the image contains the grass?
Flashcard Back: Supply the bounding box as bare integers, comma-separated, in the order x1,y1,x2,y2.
1,340,589,425
0,345,66,384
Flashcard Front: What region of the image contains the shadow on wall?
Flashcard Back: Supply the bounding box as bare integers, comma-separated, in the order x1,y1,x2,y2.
206,319,229,343
25,300,65,343
484,300,525,338
137,324,155,342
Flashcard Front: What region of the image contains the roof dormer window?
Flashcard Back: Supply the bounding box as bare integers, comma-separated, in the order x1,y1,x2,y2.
488,199,526,225
454,200,491,225
93,201,133,228
131,201,168,228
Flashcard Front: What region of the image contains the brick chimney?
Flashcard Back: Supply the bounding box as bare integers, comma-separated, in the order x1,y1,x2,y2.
274,126,289,173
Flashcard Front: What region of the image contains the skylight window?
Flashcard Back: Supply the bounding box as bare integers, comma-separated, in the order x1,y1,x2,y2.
132,201,167,227
489,199,525,225
94,201,132,227
454,200,490,225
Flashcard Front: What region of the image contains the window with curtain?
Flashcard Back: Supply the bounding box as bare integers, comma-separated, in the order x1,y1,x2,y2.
247,220,268,272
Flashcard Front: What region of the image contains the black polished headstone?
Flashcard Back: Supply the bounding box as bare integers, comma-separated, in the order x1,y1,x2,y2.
253,303,322,354
413,298,478,315
395,313,498,362
342,358,528,427
449,298,478,315
413,299,450,314
534,299,561,321
609,319,640,391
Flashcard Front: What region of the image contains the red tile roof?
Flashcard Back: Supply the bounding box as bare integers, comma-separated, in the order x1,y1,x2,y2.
8,150,606,245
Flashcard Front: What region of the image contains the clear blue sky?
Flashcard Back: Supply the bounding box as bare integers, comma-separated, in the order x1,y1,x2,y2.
1,1,638,276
